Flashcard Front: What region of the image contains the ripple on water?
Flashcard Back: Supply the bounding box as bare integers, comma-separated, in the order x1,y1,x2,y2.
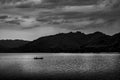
0,53,119,76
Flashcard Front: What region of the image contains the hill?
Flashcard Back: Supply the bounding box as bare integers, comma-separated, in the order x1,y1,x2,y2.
16,31,120,53
1,31,120,53
0,40,29,48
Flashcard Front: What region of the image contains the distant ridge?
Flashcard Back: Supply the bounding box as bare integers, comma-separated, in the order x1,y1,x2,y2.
1,31,120,53
0,40,29,48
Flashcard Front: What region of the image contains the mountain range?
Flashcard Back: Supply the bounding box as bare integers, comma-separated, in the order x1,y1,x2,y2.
0,40,29,48
0,31,120,53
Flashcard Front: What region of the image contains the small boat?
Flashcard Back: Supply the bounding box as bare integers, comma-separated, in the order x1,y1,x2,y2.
34,57,44,60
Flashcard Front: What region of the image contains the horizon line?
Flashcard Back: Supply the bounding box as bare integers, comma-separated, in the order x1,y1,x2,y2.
0,31,119,41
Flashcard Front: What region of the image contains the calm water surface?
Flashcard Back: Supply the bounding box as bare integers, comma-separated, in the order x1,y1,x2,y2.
0,53,120,80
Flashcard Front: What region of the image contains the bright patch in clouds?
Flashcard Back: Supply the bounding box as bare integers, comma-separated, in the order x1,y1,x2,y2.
20,18,39,28
0,27,70,40
28,0,42,4
63,5,95,12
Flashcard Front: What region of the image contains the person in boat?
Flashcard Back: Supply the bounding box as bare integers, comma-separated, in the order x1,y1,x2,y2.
34,57,44,59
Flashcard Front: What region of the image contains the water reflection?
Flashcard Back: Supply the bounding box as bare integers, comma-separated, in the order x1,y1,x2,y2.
0,54,119,76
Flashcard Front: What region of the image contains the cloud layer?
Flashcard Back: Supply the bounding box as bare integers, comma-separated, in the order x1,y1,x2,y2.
0,0,120,40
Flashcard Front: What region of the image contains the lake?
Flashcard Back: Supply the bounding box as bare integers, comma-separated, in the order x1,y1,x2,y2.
0,53,120,80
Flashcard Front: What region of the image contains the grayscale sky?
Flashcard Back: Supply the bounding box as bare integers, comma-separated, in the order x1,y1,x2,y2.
0,0,120,41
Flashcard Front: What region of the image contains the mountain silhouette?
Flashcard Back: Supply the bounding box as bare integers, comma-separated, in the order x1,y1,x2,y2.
18,32,87,52
1,31,120,53
14,31,120,53
0,40,29,48
85,32,111,47
108,33,120,52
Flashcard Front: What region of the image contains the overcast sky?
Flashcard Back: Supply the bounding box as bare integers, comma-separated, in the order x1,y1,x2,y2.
0,0,120,41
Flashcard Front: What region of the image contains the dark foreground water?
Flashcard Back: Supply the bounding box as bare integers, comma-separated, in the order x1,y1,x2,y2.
0,53,120,80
